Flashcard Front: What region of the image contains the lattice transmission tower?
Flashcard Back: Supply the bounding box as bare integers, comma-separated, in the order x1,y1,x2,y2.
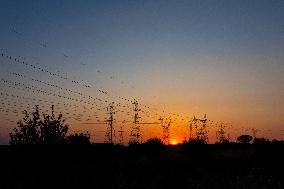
105,102,115,144
129,99,141,144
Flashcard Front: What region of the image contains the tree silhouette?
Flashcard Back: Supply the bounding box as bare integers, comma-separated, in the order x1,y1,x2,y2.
253,137,270,144
9,105,69,144
144,137,163,146
67,132,91,145
185,138,207,145
236,135,253,144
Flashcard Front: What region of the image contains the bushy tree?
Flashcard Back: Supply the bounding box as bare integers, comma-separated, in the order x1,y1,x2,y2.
144,137,163,146
236,135,253,144
67,132,91,145
9,105,69,144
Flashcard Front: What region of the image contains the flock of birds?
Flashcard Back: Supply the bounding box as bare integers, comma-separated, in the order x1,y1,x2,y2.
0,27,278,144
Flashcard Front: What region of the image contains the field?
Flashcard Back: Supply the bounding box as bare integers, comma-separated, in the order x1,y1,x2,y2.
0,144,283,189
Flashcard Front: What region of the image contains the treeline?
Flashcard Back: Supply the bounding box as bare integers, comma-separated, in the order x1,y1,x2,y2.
8,105,284,146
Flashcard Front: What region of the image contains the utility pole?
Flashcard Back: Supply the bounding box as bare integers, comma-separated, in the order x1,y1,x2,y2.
189,116,198,141
160,116,171,145
118,120,125,145
216,123,227,143
188,114,208,143
129,99,141,144
197,114,208,143
105,102,115,144
189,116,197,140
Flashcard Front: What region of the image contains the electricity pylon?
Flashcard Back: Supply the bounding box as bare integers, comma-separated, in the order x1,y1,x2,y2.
129,99,141,144
118,120,125,145
105,102,115,144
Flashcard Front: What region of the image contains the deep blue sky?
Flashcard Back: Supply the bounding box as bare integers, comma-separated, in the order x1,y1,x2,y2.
0,0,284,143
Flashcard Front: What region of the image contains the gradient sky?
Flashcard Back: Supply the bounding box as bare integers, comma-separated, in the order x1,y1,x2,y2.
0,0,284,144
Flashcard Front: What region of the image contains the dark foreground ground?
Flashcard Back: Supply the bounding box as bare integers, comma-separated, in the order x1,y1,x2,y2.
0,144,283,189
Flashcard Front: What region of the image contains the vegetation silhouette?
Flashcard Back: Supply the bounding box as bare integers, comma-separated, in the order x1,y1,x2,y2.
128,139,141,150
236,135,253,144
3,105,284,189
144,137,163,146
215,138,230,144
252,137,270,145
67,132,91,145
271,139,284,144
9,105,90,145
183,137,207,145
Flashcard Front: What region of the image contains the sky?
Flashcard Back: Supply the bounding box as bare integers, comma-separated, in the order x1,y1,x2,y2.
0,0,284,144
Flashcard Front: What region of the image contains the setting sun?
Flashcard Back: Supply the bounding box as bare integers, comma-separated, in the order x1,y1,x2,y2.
170,141,177,145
